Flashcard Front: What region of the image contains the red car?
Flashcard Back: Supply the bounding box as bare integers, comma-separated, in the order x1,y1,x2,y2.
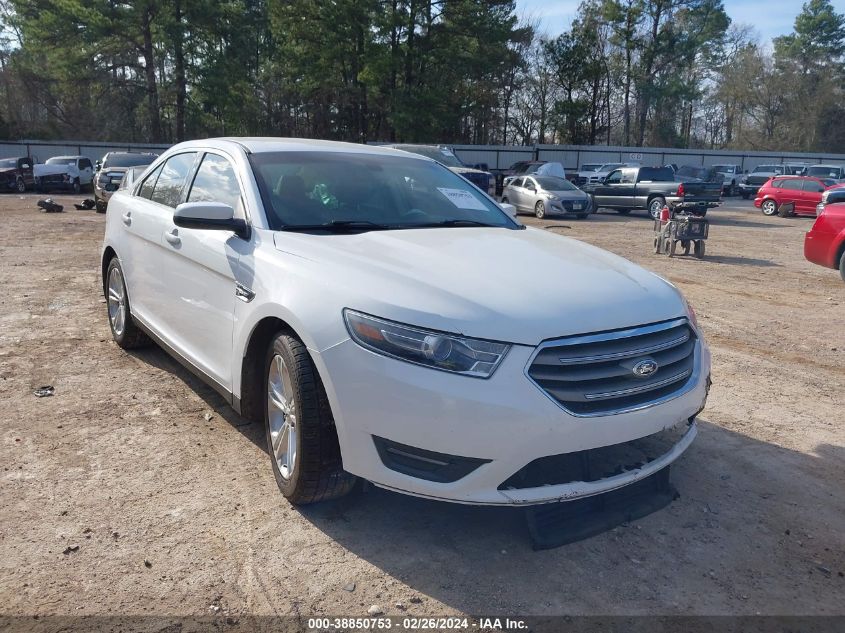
804,194,845,282
754,176,840,217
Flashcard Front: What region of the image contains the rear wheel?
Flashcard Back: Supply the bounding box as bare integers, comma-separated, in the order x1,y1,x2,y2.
15,177,26,193
761,199,778,216
649,197,666,220
105,258,151,349
534,200,546,219
694,240,706,259
264,333,356,505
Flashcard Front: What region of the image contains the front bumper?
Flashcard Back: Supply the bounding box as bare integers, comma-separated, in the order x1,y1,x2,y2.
312,335,711,505
548,198,592,215
739,183,761,194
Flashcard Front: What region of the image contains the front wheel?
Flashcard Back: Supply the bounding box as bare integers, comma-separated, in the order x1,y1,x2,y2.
761,199,778,216
72,178,81,194
16,178,26,193
265,333,356,505
694,240,706,259
649,197,666,220
839,249,845,283
534,200,546,219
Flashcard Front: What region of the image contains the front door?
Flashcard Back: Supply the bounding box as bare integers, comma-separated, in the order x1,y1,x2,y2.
800,179,824,214
155,151,247,391
593,169,625,207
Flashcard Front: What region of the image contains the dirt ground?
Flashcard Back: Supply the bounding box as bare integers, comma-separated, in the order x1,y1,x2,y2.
1,193,843,622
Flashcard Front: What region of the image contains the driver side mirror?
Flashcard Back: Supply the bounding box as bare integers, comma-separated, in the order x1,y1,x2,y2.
95,161,102,171
174,202,249,239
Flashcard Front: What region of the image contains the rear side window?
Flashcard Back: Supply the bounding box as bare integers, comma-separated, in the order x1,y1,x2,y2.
511,177,523,187
187,154,244,218
150,153,197,208
138,164,164,199
637,167,673,182
780,179,804,191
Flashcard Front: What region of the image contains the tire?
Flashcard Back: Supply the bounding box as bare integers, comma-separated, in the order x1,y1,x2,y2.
105,258,151,349
15,177,26,193
534,200,545,219
264,333,356,505
649,197,666,220
95,197,107,213
72,178,81,195
761,199,778,216
615,209,631,215
694,240,706,259
35,177,42,193
682,240,691,255
839,249,845,284
729,182,736,196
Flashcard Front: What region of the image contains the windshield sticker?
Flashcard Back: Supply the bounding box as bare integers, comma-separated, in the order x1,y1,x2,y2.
437,187,487,211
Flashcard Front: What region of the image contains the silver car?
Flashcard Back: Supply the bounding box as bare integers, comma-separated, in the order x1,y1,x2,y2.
502,175,593,219
94,152,158,212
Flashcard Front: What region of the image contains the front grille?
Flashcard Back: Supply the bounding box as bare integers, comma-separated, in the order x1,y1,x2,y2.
527,318,696,416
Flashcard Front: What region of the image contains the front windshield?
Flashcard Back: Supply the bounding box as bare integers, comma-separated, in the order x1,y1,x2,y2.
599,163,622,171
821,179,838,187
807,167,841,178
0,159,17,168
580,164,602,172
105,153,157,168
713,165,734,173
753,166,779,173
534,176,577,191
46,157,76,166
396,146,463,168
250,151,515,231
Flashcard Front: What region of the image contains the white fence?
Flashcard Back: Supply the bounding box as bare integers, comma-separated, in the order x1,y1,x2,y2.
3,139,844,173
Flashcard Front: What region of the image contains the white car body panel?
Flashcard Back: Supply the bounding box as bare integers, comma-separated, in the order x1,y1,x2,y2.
103,137,711,506
34,156,94,185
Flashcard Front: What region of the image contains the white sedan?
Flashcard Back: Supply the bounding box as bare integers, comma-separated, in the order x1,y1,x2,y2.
102,138,711,506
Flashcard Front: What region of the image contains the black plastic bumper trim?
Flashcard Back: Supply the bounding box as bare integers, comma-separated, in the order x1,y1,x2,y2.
372,436,490,484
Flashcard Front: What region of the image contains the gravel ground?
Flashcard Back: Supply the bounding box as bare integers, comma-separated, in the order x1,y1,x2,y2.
0,193,843,622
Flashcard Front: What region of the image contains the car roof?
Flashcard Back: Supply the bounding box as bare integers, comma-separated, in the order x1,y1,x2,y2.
166,137,424,160
48,155,85,159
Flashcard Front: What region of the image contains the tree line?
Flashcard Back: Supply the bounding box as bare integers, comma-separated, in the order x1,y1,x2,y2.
0,0,843,153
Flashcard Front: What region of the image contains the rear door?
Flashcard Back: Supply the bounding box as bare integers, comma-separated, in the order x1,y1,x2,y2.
155,151,248,390
120,153,198,332
777,178,804,210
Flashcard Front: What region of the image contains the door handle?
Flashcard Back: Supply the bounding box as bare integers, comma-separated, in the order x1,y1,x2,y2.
122,212,131,226
164,229,181,246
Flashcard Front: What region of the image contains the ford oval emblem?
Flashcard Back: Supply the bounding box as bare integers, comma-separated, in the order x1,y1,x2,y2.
632,359,658,377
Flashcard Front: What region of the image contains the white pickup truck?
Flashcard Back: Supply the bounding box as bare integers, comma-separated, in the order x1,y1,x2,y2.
34,155,95,193
711,164,742,196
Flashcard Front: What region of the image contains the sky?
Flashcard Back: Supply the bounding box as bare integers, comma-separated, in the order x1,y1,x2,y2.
514,0,818,45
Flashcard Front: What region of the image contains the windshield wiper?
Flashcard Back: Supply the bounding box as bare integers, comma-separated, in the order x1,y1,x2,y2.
280,220,396,233
408,219,500,228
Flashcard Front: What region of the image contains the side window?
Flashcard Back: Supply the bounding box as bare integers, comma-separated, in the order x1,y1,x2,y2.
781,179,803,191
79,158,92,170
138,164,164,200
524,178,536,191
621,169,635,184
150,153,197,208
511,177,523,188
187,154,245,218
20,159,31,169
770,179,783,189
803,180,824,193
605,170,623,184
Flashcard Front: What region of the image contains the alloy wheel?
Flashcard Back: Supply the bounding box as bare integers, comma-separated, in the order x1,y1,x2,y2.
107,266,126,337
535,201,545,219
761,200,777,216
267,354,297,480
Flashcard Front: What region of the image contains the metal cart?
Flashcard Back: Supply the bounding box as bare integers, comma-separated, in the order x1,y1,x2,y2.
653,210,709,258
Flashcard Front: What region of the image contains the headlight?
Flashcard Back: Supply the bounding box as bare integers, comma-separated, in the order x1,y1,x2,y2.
344,309,510,378
544,193,560,201
684,298,703,340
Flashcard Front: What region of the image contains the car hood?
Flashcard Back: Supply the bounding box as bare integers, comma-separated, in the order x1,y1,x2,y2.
272,227,686,346
0,168,17,175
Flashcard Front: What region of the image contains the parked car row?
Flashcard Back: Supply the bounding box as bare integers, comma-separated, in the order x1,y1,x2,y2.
0,151,158,210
